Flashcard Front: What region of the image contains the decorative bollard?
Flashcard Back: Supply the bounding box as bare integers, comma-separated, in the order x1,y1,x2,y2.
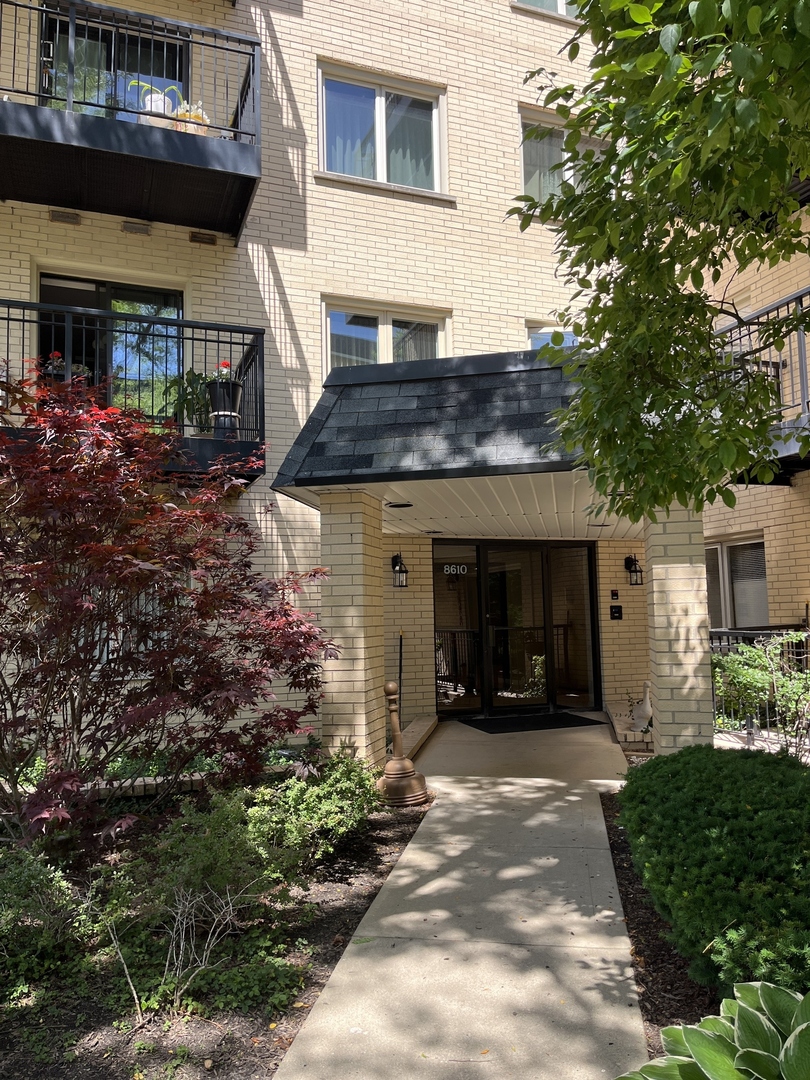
376,681,429,806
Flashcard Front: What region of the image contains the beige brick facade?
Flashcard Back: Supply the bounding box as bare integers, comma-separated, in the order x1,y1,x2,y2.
0,0,731,753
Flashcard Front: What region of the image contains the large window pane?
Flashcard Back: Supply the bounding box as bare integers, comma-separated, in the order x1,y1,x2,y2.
392,320,438,363
329,311,378,367
324,80,376,179
729,542,769,627
386,93,434,190
523,125,564,201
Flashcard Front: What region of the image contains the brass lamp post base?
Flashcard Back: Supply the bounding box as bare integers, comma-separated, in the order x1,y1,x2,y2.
377,681,428,807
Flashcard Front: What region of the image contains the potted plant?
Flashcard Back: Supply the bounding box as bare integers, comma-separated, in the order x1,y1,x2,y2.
206,361,242,438
129,80,181,129
163,369,211,435
38,352,91,382
174,100,211,135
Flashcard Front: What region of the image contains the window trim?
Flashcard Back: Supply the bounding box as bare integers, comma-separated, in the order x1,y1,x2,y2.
317,64,446,195
705,537,769,629
510,0,580,23
321,296,451,379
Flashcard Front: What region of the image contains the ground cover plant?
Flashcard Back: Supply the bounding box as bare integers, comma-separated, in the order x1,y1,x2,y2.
618,745,810,991
616,980,810,1080
0,750,383,1073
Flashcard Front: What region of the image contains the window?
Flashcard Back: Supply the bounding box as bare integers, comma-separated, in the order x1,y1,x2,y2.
527,323,578,350
522,122,600,202
325,304,447,371
705,540,770,629
38,275,183,417
322,72,440,191
515,0,579,17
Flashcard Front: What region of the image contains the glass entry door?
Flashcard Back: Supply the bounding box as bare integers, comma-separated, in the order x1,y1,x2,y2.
433,541,598,714
486,547,547,708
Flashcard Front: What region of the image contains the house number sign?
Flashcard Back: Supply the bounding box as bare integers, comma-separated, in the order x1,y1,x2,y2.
443,564,469,575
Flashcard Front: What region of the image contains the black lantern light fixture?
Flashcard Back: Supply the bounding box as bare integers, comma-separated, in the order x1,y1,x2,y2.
391,553,409,588
624,554,644,586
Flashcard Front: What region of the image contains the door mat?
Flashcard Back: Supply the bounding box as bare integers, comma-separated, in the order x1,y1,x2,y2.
457,712,606,735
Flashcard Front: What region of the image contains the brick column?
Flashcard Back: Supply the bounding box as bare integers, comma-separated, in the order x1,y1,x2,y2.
644,507,714,754
319,491,387,763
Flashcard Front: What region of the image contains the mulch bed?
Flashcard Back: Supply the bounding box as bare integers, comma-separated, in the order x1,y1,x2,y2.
601,760,721,1058
2,766,725,1077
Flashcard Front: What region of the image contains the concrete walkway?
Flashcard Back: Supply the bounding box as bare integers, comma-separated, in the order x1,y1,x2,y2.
274,718,647,1080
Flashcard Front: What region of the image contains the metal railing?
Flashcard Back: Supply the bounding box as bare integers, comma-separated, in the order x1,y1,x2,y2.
0,0,260,142
710,627,810,757
715,287,810,420
0,298,265,443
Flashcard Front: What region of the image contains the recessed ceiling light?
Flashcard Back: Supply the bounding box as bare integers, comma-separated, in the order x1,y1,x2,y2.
385,502,413,509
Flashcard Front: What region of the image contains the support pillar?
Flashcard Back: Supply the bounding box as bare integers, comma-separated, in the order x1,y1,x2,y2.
319,491,387,763
644,507,714,754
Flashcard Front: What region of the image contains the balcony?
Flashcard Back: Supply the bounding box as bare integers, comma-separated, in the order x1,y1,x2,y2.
0,0,261,237
0,298,265,478
715,286,810,477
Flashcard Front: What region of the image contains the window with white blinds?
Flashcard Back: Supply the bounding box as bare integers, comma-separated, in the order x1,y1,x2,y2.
705,540,769,628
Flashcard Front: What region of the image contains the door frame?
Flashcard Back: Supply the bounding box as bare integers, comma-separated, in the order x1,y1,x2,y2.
433,538,602,716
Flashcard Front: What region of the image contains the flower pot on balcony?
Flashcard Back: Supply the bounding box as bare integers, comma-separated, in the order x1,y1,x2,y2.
206,379,243,438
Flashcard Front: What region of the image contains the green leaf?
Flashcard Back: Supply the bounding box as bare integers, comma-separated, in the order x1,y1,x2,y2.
772,40,793,67
551,331,565,346
721,1000,740,1020
691,0,718,37
640,1058,707,1080
746,5,761,33
796,0,810,36
663,1028,692,1056
735,1003,783,1057
700,1017,735,1040
735,98,759,131
720,487,737,508
682,1029,747,1080
636,52,661,73
659,22,681,53
691,268,704,290
781,1022,810,1080
729,43,762,79
718,440,737,469
792,993,810,1031
759,984,801,1036
733,1050,781,1080
628,3,652,22
735,985,764,1011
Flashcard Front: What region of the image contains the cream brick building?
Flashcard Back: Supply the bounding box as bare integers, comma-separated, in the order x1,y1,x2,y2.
0,0,745,758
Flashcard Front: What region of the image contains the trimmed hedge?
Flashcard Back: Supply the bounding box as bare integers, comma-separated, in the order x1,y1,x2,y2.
618,745,810,991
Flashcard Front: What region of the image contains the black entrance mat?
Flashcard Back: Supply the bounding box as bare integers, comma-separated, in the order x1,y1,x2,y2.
456,711,605,735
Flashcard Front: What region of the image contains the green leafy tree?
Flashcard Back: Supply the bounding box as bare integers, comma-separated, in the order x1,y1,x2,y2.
511,0,810,521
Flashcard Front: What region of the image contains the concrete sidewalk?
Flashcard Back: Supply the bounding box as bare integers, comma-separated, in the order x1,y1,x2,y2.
274,720,647,1080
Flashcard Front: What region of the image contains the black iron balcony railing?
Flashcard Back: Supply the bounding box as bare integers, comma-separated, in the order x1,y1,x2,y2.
0,299,265,461
0,0,259,140
715,286,810,420
0,0,261,234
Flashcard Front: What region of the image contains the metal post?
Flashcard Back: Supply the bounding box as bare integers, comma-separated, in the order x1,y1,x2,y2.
63,311,72,377
376,681,428,806
66,3,76,113
796,298,809,414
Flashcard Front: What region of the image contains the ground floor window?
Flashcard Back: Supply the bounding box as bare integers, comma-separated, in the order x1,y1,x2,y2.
705,539,769,628
432,540,598,714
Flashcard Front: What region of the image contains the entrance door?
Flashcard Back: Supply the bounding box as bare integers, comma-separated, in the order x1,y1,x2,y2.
433,540,598,714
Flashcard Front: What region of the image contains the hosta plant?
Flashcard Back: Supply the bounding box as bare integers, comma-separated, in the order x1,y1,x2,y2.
617,982,810,1080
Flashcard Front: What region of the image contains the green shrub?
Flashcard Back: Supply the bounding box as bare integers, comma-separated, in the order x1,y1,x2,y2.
618,745,810,991
0,846,93,984
616,981,810,1080
247,752,381,864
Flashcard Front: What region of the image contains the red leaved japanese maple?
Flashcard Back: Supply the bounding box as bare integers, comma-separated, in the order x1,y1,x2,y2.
0,383,334,835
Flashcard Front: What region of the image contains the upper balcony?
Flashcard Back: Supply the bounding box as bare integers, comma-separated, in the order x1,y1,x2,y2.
0,297,265,478
716,285,810,477
0,0,261,237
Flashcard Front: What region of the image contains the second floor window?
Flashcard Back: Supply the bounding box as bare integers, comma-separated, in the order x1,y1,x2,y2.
522,123,601,203
326,306,445,371
517,0,579,16
322,74,438,192
705,539,769,629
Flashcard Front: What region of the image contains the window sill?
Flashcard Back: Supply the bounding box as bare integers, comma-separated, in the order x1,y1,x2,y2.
313,171,457,206
510,2,580,25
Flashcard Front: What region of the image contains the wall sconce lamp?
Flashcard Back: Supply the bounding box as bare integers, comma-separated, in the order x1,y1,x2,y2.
391,553,409,588
624,554,644,586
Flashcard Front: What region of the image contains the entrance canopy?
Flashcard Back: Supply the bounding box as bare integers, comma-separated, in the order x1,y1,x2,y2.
273,350,642,541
